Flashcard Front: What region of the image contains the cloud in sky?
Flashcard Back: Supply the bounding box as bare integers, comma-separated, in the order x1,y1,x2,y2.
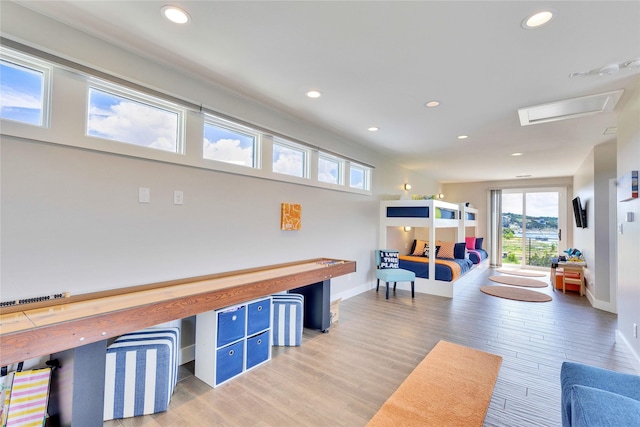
88,100,178,152
0,86,41,110
502,192,559,217
273,145,304,177
318,158,338,184
0,62,43,125
203,138,253,166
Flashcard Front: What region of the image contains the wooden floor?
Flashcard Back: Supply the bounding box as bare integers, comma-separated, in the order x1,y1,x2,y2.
105,263,637,426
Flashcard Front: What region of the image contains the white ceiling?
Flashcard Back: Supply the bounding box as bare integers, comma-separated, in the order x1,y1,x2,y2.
10,1,640,183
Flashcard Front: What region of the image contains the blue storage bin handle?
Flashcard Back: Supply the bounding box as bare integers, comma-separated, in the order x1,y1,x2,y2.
232,315,237,321
257,305,263,311
257,339,262,345
229,349,234,356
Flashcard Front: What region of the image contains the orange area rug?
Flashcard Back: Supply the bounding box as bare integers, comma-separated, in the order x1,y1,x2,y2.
366,340,502,427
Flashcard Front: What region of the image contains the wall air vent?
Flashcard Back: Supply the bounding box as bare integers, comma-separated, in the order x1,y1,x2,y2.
518,90,623,126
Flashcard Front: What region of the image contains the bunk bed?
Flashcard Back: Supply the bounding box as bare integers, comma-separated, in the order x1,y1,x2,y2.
459,204,489,264
379,200,482,298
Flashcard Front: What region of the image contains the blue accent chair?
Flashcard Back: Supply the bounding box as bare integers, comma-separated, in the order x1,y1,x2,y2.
375,249,415,299
561,361,640,426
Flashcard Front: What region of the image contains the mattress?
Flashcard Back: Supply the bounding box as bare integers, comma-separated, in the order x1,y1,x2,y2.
399,256,473,281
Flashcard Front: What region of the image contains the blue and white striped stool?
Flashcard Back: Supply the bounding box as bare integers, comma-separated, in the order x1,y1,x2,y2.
103,327,180,420
272,293,304,346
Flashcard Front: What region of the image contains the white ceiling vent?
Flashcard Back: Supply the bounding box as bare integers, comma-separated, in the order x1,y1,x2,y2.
518,90,623,126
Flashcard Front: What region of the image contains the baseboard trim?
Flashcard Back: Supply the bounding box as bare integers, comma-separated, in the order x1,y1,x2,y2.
615,330,640,374
585,288,617,314
332,281,374,302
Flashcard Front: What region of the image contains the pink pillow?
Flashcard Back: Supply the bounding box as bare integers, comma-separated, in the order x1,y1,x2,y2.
465,237,476,250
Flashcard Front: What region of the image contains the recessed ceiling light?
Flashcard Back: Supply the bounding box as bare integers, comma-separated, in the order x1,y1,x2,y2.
521,9,556,29
305,90,322,98
511,152,523,156
161,6,191,24
368,127,379,132
457,135,468,140
425,101,440,108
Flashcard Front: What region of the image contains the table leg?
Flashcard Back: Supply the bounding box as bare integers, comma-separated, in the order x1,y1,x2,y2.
49,340,107,427
291,279,331,333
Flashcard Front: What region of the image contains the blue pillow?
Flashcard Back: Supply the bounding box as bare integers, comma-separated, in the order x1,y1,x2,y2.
454,242,466,259
475,237,484,250
379,250,399,269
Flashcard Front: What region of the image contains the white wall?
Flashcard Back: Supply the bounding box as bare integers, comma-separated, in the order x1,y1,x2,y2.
573,141,617,309
616,78,640,367
0,4,438,302
0,5,440,359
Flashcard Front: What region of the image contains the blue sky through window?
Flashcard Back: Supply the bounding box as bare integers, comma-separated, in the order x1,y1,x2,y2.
203,122,255,167
319,157,339,184
87,88,179,152
0,60,44,125
350,167,364,189
273,143,304,177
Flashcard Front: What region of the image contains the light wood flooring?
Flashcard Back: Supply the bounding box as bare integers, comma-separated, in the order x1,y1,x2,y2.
105,263,637,426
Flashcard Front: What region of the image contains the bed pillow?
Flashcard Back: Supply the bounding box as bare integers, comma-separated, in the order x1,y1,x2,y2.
421,242,440,258
475,237,484,250
412,239,428,256
379,250,399,269
454,242,467,259
465,237,476,250
437,241,455,259
422,242,438,257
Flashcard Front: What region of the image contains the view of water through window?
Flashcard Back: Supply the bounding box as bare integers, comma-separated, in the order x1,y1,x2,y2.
502,191,559,267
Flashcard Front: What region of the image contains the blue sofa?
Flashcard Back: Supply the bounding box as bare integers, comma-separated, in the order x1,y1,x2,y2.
561,361,640,426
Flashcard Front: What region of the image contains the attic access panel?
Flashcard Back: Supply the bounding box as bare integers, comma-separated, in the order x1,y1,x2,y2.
518,90,623,126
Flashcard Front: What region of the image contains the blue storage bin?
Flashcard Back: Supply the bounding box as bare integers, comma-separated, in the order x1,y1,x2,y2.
247,298,271,336
215,341,244,385
272,293,304,346
103,327,180,420
246,330,270,369
216,305,246,347
196,296,272,388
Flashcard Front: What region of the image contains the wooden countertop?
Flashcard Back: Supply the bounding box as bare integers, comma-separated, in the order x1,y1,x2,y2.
0,258,355,366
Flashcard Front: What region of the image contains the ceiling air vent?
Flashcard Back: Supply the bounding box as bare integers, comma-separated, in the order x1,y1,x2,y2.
518,90,623,126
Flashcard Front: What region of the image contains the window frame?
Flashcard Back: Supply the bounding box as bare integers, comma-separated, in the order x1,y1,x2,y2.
349,162,371,191
203,115,261,169
2,46,373,195
272,137,310,179
0,47,52,128
318,152,345,186
86,79,185,154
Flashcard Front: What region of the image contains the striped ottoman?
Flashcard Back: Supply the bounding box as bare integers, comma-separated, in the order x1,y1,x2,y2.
103,327,180,420
272,293,304,346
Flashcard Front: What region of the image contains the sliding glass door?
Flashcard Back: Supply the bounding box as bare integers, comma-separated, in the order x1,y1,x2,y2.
501,188,567,268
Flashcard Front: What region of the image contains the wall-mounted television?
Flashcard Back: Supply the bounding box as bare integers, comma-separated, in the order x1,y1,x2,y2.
572,196,587,228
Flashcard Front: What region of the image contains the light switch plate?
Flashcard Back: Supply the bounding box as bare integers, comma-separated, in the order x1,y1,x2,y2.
139,187,150,203
174,190,184,205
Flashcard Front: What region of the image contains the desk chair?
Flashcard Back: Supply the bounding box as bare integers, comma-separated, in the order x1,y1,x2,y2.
375,249,415,299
